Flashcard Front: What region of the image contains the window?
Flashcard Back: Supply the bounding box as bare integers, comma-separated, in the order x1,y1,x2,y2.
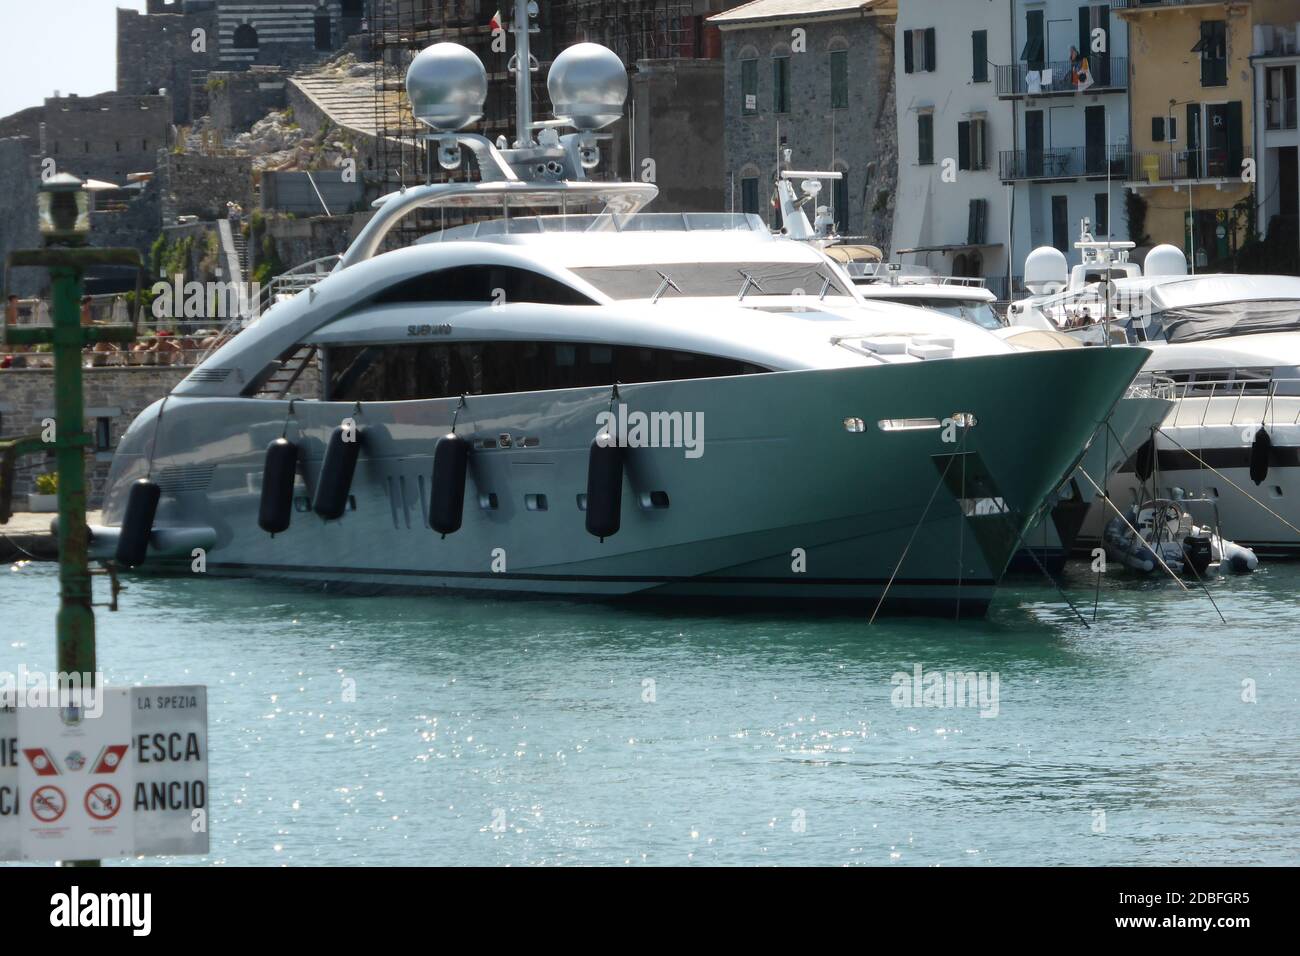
918,113,934,165
1265,65,1297,131
372,265,594,306
772,56,790,113
903,28,936,73
958,118,987,171
1168,115,1178,142
1152,116,1165,143
1051,196,1069,254
972,30,988,83
233,23,259,49
1094,194,1109,236
830,50,848,109
741,176,759,216
1194,20,1227,87
326,342,769,402
314,12,332,51
967,198,988,245
832,175,849,233
740,58,757,114
573,262,853,300
1021,10,1045,70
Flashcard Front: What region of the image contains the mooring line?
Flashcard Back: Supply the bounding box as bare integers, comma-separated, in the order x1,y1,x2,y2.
1156,427,1300,538
1077,467,1190,592
992,496,1091,628
869,452,958,626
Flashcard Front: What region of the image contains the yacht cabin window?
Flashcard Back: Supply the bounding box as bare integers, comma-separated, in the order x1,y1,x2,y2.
372,265,597,307
326,341,769,403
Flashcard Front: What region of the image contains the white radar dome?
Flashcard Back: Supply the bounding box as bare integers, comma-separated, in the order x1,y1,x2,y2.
406,42,488,131
547,43,628,131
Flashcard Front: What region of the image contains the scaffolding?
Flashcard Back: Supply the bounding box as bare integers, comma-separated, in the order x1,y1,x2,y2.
560,0,702,64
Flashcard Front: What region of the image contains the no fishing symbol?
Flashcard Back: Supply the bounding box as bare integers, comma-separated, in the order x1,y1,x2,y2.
31,785,67,823
84,784,122,821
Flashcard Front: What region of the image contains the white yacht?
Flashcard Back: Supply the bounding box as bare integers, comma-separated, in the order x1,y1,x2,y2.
1008,229,1300,557
92,29,1148,616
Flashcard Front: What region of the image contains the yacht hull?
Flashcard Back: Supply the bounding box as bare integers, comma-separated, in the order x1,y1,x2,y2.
102,349,1148,616
1077,395,1300,557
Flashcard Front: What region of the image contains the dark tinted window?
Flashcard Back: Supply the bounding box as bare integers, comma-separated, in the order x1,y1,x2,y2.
327,341,768,402
372,265,596,306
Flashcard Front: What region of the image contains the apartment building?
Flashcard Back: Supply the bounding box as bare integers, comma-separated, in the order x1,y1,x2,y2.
890,0,1016,296
1252,16,1299,265
1118,0,1295,270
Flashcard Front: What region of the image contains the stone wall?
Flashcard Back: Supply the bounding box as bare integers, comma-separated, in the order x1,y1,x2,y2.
0,360,321,509
42,94,173,184
0,138,44,299
624,59,726,214
720,16,898,244
208,68,288,136
264,213,366,270
90,177,164,261
159,153,255,223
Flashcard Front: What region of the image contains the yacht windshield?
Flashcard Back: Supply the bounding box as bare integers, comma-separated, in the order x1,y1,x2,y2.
573,263,853,301
874,296,1004,330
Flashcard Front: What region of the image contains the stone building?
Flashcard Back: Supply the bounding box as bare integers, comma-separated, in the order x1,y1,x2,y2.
41,94,173,185
118,0,369,125
710,0,898,242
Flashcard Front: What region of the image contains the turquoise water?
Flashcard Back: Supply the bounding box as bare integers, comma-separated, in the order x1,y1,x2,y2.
2,558,1296,866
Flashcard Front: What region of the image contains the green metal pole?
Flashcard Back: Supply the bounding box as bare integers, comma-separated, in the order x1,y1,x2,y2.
50,263,98,868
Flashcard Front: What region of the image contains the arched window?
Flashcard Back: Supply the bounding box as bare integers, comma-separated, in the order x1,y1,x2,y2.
315,9,332,51
232,23,258,50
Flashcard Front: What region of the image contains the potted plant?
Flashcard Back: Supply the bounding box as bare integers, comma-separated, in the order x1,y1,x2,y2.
29,472,58,512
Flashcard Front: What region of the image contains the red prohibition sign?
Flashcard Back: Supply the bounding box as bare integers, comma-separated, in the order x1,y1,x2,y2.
84,783,121,821
31,785,67,823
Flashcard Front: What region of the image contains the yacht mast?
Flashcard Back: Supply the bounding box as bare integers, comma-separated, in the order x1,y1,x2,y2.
513,0,533,146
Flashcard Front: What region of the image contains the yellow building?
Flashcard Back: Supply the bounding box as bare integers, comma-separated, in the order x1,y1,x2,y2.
1120,0,1294,268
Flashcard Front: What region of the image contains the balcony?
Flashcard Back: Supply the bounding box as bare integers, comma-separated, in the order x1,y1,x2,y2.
999,146,1130,182
1254,24,1299,59
996,57,1127,98
1122,148,1252,185
1113,0,1233,11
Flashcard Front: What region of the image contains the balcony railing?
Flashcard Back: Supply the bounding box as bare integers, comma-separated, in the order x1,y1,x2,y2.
999,146,1130,182
996,56,1127,97
1112,1,1224,10
1123,148,1251,183
1265,97,1298,131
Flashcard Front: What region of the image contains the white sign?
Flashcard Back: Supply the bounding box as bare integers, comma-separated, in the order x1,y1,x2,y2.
1,685,208,861
745,93,757,111
0,705,17,859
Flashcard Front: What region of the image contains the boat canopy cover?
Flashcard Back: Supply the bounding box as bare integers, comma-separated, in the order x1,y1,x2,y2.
1143,275,1300,344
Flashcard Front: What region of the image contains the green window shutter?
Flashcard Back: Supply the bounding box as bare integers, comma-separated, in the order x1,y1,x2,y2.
958,120,971,170
904,30,914,73
1226,100,1244,172
924,28,936,72
830,50,848,108
1152,116,1165,142
918,114,933,165
972,31,988,83
773,58,789,113
741,59,757,114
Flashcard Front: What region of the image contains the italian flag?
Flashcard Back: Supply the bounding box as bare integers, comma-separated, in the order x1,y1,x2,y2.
489,10,502,31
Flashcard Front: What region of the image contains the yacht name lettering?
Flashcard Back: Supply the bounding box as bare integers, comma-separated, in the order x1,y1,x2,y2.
595,404,704,459
407,323,453,336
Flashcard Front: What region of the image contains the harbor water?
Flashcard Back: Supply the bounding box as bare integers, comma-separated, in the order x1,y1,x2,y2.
2,558,1296,866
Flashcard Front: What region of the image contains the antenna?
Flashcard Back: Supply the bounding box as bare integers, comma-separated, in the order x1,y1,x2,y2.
513,0,533,146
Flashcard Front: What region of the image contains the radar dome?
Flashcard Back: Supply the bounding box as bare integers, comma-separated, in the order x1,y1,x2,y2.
1024,246,1069,295
1144,244,1188,278
406,42,488,131
547,43,627,130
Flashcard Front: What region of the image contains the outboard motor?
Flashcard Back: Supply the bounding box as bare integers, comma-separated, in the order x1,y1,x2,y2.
430,432,470,536
116,478,161,568
1182,533,1213,576
585,433,623,541
314,424,362,520
258,437,299,534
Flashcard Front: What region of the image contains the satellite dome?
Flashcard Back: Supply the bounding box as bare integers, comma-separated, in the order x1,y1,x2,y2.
406,42,488,131
1144,244,1189,278
1024,246,1069,295
547,43,627,131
